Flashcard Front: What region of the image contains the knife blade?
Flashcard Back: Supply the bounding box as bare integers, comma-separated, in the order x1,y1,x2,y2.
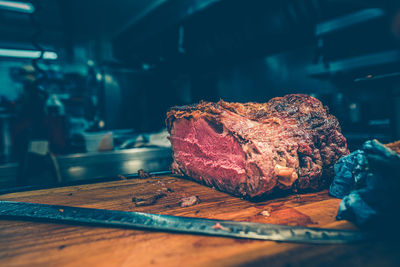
0,200,370,244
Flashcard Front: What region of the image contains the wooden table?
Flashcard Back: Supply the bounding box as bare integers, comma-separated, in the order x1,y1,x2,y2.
0,175,399,267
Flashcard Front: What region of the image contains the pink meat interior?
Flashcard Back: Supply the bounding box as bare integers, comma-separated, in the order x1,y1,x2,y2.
170,118,247,190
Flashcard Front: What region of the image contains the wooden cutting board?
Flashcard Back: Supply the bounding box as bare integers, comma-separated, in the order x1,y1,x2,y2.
0,175,398,267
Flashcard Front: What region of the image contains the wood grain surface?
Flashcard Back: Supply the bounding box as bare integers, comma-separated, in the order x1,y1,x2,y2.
0,175,398,267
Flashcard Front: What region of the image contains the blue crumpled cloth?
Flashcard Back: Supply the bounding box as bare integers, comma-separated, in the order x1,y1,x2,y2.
329,139,400,226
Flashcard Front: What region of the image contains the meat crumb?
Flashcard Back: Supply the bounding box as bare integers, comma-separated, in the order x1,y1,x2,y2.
180,196,201,207
118,174,127,180
212,222,223,230
138,169,151,178
132,192,166,207
260,210,270,217
212,222,230,231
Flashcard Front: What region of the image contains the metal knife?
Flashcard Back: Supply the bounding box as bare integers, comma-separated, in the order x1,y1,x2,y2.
0,200,370,244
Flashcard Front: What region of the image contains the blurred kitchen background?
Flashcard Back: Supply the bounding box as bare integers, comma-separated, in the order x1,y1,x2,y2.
0,0,400,189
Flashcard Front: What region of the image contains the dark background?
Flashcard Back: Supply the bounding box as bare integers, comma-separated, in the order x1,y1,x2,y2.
0,0,398,135
0,0,400,187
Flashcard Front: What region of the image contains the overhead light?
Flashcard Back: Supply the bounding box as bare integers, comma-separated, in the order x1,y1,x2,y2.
0,48,58,60
0,0,35,13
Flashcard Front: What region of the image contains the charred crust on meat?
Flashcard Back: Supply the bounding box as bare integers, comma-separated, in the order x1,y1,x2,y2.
232,132,250,144
204,118,224,134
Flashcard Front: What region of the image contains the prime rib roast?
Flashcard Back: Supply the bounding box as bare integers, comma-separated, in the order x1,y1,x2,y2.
166,94,349,199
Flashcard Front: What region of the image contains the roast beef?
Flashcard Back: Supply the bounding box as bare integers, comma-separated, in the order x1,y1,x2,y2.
166,94,349,199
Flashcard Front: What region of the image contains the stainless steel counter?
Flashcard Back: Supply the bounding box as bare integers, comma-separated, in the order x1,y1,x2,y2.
57,147,172,182
0,147,172,189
